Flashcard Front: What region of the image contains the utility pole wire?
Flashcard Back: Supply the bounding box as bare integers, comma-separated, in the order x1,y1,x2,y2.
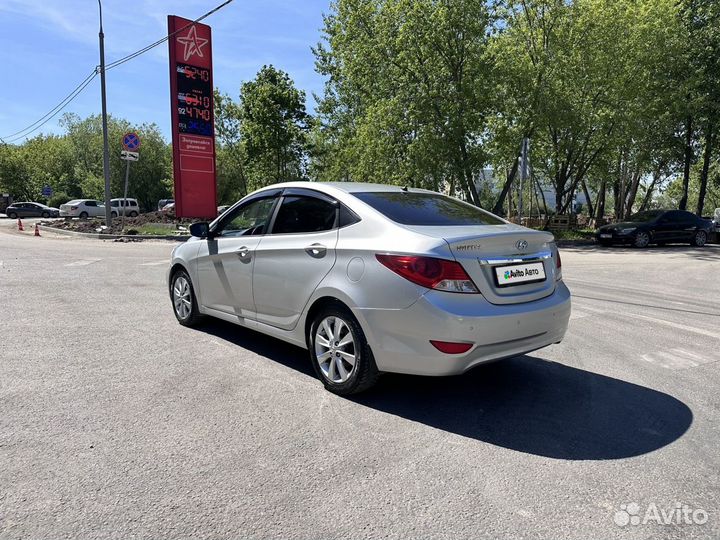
106,0,235,71
1,69,98,141
0,0,235,142
2,70,99,143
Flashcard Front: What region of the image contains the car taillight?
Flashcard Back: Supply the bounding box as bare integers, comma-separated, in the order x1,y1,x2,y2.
375,254,479,293
555,248,562,281
430,340,474,354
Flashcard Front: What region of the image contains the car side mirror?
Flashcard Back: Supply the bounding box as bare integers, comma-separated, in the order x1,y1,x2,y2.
189,222,211,238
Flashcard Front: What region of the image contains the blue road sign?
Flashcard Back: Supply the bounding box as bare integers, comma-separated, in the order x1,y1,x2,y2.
122,132,141,151
41,185,53,197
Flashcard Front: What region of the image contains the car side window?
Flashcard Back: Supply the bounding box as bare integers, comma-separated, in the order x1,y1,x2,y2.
271,196,337,234
677,211,694,222
216,197,276,237
86,201,96,207
664,211,685,223
339,204,361,227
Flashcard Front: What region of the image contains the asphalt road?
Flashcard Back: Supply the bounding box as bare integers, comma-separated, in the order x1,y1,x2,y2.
1,218,719,539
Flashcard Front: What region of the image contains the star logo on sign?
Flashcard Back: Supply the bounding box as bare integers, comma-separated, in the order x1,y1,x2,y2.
177,25,208,62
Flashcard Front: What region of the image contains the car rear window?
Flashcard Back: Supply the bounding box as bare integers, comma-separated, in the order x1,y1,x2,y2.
352,191,504,226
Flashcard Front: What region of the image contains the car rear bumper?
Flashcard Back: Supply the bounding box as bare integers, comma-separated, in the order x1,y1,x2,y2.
355,281,571,376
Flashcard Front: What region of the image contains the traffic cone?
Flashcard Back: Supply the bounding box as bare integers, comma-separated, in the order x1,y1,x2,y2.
17,219,23,231
34,224,41,237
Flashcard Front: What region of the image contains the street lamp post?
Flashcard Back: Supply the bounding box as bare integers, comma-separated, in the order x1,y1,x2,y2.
98,0,112,227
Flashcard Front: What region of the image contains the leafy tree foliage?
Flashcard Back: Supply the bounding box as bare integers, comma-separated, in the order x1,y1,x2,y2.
313,0,493,204
239,65,310,187
311,0,720,217
0,114,172,211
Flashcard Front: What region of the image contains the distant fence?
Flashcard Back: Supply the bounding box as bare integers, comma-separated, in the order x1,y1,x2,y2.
509,214,614,230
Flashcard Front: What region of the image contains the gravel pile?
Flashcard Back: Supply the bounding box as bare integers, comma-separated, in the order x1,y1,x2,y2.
40,212,202,235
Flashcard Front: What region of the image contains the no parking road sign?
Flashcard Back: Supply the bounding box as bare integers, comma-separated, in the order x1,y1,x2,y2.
122,132,141,152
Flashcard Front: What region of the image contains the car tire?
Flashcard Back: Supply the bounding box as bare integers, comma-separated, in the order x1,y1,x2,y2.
170,269,203,327
8,212,17,219
633,231,650,248
129,211,138,217
691,230,707,247
41,211,50,218
111,212,118,218
309,305,380,395
79,211,88,219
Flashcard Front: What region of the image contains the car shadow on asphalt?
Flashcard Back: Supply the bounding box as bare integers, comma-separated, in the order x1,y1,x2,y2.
354,358,693,461
196,319,692,461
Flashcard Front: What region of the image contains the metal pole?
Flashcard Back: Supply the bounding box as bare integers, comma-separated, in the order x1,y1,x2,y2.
519,137,528,223
121,160,130,229
98,0,112,228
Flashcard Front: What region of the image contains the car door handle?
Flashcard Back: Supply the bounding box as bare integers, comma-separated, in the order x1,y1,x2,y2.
236,246,252,260
305,243,327,258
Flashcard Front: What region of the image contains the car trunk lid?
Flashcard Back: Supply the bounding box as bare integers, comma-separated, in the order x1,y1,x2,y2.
403,223,558,305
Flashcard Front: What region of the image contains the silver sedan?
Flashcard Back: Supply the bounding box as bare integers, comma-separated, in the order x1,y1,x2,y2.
168,182,571,395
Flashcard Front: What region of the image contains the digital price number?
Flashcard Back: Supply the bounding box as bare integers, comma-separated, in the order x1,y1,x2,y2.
176,63,213,137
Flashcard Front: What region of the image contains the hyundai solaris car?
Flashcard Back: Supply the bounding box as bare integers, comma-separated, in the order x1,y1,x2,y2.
167,182,571,395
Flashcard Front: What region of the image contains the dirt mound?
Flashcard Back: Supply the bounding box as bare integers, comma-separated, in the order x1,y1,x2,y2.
41,212,203,235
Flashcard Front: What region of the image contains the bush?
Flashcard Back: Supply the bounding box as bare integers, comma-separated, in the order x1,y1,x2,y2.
48,192,71,208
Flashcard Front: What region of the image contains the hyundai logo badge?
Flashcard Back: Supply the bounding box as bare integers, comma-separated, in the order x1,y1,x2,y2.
516,239,528,251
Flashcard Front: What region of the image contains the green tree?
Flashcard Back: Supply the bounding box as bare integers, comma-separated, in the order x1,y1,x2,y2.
239,65,310,188
60,113,172,210
313,0,494,203
214,89,248,203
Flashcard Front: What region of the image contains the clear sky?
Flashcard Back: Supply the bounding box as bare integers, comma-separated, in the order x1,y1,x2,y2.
0,0,330,143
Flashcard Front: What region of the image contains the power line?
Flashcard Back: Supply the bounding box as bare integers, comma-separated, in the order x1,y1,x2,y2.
3,70,98,143
1,0,235,143
106,0,235,71
1,69,98,142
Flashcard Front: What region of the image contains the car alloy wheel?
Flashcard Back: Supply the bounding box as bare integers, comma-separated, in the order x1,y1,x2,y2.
309,306,380,395
173,276,192,320
633,231,650,248
693,230,707,247
42,212,49,218
8,212,17,219
171,270,203,327
79,212,88,219
314,315,358,384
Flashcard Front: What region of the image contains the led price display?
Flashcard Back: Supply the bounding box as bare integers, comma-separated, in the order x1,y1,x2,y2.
176,63,213,137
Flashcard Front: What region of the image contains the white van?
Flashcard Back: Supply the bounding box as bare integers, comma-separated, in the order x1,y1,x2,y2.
110,198,140,217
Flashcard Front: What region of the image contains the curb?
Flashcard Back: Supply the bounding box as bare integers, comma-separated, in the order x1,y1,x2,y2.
39,224,190,242
555,240,596,247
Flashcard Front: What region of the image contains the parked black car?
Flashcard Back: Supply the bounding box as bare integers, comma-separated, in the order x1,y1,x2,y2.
596,209,713,248
5,202,60,219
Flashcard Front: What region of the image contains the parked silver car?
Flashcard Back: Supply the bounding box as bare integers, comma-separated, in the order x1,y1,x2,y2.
59,199,108,219
167,182,571,394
